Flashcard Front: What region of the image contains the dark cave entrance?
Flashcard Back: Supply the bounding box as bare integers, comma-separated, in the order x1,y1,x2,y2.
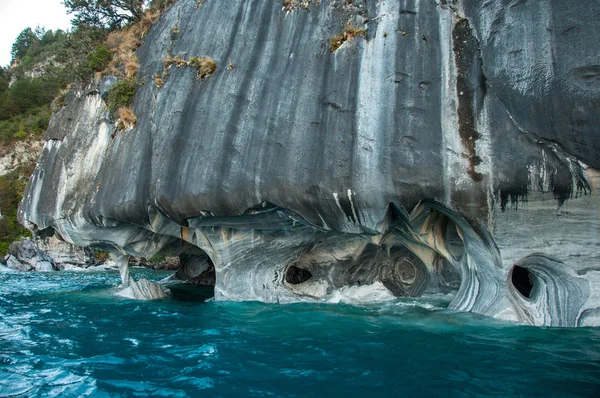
285,266,313,284
511,265,533,299
168,251,216,302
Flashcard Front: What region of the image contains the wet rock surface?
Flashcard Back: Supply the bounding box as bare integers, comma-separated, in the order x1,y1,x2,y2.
18,0,600,325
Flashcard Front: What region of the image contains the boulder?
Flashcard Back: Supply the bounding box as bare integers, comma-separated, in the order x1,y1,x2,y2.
4,238,54,272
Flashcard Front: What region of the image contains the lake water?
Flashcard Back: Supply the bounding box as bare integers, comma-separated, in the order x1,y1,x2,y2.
1,268,599,397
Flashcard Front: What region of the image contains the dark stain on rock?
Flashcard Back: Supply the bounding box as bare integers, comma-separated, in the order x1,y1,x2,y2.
453,17,484,182
497,167,529,211
552,164,573,207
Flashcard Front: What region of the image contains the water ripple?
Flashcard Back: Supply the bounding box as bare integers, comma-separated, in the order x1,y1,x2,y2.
0,270,599,397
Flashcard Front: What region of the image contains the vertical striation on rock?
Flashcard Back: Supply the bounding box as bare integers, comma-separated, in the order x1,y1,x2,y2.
17,0,600,325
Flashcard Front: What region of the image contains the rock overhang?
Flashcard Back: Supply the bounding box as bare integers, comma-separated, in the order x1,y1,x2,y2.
17,0,600,326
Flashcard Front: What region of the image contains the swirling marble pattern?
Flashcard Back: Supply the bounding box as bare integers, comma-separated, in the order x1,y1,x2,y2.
17,0,600,325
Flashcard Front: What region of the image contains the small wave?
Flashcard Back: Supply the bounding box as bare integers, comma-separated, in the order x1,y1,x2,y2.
124,338,140,346
323,281,397,305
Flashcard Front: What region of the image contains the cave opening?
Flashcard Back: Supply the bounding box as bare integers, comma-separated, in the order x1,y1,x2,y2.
168,283,215,302
511,265,533,299
285,265,313,284
168,252,216,302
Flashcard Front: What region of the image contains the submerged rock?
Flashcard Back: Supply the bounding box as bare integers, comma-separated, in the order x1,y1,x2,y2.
115,278,169,300
18,0,600,325
113,255,168,300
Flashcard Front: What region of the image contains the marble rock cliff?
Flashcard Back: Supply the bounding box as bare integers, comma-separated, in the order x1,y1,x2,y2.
18,0,600,326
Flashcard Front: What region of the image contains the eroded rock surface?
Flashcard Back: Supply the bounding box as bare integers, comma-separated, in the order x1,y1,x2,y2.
36,235,96,270
113,255,168,300
18,0,600,325
2,238,54,272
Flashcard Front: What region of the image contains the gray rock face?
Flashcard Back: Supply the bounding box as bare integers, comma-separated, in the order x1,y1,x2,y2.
2,238,55,272
18,0,600,325
36,235,96,270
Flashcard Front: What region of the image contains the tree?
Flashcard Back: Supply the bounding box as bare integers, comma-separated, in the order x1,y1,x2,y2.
0,92,19,120
0,68,8,96
10,28,39,63
9,77,61,114
62,0,150,29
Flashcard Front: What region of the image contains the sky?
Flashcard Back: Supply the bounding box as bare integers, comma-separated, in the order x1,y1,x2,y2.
0,0,72,67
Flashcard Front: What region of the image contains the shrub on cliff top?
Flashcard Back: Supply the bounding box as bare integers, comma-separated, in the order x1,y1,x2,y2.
63,0,149,30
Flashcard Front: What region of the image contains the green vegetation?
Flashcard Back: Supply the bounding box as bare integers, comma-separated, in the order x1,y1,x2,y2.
63,0,149,29
63,0,177,29
86,45,113,72
0,105,51,145
106,78,137,117
0,0,179,254
149,254,166,263
93,248,110,262
0,167,32,255
1,25,108,146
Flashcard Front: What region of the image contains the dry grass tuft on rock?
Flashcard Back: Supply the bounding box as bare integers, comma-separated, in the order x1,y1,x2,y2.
281,0,319,11
189,57,217,78
329,22,366,52
103,9,161,78
154,74,164,88
163,55,188,68
162,56,217,80
117,106,137,130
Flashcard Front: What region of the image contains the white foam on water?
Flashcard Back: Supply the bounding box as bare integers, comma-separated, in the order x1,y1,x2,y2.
324,281,396,305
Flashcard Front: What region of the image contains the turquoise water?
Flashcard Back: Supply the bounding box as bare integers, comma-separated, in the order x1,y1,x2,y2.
1,269,599,397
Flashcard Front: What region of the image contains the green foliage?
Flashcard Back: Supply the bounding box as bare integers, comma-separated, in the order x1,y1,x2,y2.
13,131,27,139
0,168,31,256
106,78,137,117
53,25,108,82
0,105,51,145
9,77,62,114
10,28,38,63
63,0,150,29
148,254,166,263
86,45,113,72
93,248,110,262
0,92,19,120
0,24,107,148
0,69,8,96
